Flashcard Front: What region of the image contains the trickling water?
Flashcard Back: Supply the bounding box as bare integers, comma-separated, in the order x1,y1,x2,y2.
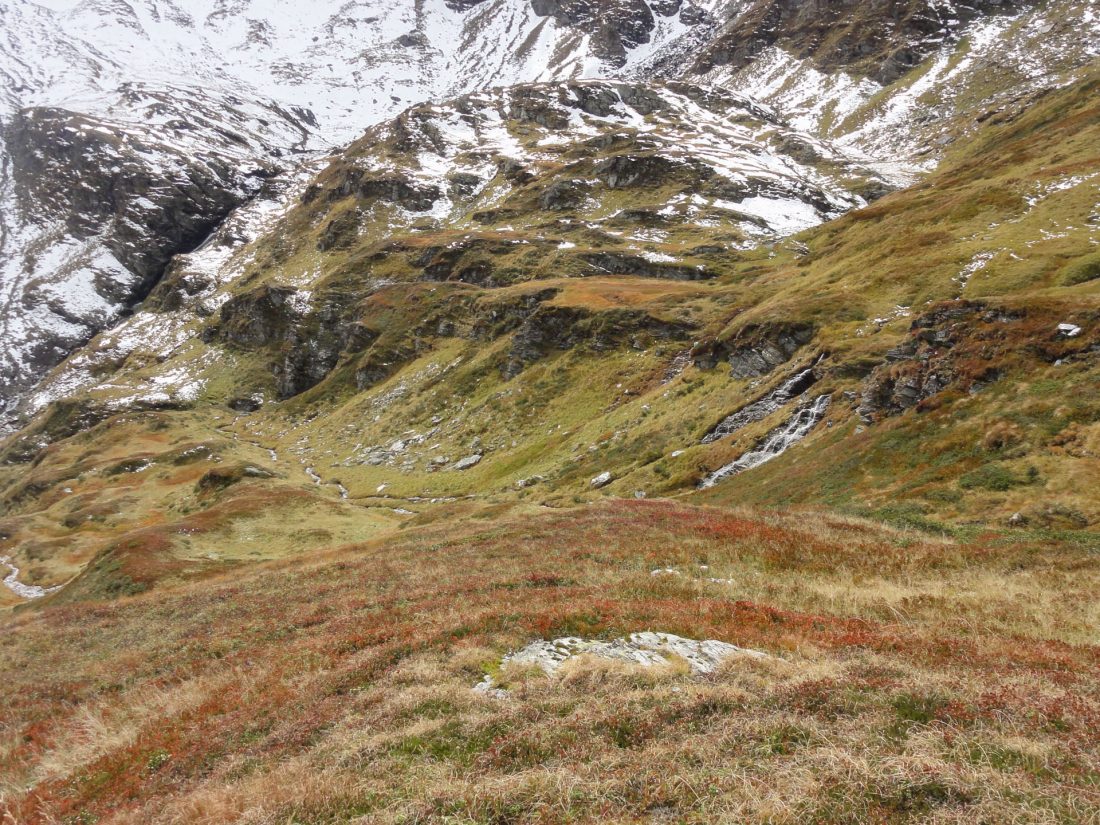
703,365,817,444
700,394,831,488
305,467,322,485
2,556,62,600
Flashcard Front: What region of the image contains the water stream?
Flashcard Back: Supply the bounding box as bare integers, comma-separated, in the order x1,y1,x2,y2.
700,394,832,489
2,555,62,600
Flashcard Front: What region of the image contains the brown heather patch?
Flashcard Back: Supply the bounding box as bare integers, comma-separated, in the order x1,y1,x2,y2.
0,499,1097,823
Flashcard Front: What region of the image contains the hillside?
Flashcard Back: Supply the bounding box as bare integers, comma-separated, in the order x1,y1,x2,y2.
1,1,1099,822
1,500,1099,822
2,0,1097,416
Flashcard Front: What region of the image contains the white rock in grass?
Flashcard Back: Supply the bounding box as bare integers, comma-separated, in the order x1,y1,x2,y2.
452,454,483,471
1057,323,1082,338
506,632,765,677
472,675,509,700
590,471,614,488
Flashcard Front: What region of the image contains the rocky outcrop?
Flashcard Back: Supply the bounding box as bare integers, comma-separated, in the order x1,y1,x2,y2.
210,286,379,399
594,154,705,189
694,324,815,378
274,301,379,399
581,252,711,281
317,211,362,252
858,302,1005,422
531,0,655,63
538,179,591,211
476,632,765,695
472,288,562,340
693,0,1038,85
856,301,1098,423
211,286,299,348
303,167,441,212
416,238,558,287
502,305,692,378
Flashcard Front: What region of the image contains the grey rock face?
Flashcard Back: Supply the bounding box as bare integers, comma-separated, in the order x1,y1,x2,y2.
0,107,286,413
530,0,663,64
693,325,814,377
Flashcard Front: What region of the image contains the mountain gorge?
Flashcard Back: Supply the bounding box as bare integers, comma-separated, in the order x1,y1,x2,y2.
1,1,1100,822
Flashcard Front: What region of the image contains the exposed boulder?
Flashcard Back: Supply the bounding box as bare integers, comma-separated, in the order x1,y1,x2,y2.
478,631,765,689
453,454,483,471
591,471,614,488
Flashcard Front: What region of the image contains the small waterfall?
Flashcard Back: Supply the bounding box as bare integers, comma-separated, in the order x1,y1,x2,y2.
700,394,831,489
702,365,818,444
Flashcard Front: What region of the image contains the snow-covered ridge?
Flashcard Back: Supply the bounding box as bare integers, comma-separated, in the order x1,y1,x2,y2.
5,0,721,142
0,0,719,415
325,79,887,241
2,0,1098,420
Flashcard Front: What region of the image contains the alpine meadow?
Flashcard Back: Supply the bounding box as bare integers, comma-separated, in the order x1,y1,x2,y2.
1,1,1099,823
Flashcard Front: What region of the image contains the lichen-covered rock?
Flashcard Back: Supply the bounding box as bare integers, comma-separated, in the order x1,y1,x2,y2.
486,631,766,684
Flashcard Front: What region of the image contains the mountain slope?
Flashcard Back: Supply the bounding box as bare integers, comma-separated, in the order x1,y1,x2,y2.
0,63,1097,609
1,4,1099,822
2,0,1097,418
2,499,1098,822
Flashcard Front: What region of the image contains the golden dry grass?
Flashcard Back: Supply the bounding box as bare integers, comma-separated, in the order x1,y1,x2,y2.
1,499,1097,823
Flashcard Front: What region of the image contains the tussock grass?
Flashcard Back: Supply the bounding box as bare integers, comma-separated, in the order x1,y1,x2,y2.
1,499,1097,823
